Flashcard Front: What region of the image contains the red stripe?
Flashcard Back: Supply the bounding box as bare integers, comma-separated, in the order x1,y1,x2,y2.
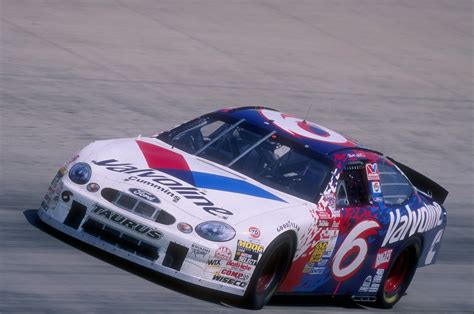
136,140,190,170
333,282,341,296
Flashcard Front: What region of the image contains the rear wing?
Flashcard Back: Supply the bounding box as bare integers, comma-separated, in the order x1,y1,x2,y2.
387,157,449,205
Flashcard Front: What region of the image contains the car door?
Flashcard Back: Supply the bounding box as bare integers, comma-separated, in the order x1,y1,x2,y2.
331,161,383,289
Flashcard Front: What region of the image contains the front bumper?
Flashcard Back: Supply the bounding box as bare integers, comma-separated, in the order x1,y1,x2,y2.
38,180,246,296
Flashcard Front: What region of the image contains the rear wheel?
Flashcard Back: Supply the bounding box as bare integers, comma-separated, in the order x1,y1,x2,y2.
375,238,421,308
242,233,294,310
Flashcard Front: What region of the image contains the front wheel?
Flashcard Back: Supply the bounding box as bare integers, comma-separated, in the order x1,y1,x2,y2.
242,232,295,310
375,238,421,308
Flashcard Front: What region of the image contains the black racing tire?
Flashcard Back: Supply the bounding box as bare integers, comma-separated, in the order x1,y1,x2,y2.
241,232,295,310
375,237,421,309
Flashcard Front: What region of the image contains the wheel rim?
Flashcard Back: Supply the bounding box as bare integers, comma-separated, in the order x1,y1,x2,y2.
255,249,284,295
384,249,410,295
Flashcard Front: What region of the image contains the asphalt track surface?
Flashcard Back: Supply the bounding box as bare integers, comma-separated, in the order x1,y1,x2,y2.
1,0,473,313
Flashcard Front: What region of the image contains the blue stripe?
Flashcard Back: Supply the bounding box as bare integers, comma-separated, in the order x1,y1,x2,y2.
192,172,286,202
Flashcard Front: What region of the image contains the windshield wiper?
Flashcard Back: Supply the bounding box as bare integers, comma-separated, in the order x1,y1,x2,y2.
195,119,245,156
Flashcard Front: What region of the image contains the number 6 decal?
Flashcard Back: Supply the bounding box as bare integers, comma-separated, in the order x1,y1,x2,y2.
425,229,443,265
332,220,380,281
260,109,349,144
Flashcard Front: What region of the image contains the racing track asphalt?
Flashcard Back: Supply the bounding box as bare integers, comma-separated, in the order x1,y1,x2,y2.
1,0,473,313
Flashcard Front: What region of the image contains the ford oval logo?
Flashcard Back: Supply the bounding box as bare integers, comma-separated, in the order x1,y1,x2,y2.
129,188,160,203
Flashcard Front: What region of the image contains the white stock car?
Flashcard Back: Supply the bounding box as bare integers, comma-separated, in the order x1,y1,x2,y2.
39,106,447,309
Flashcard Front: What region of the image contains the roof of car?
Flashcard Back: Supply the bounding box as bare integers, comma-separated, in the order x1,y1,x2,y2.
217,106,363,156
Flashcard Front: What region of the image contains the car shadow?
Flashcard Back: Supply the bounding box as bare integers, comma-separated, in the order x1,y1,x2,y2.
24,209,367,310
270,295,364,309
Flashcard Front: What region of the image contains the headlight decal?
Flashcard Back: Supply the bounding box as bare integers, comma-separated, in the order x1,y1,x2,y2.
68,162,92,185
195,221,236,242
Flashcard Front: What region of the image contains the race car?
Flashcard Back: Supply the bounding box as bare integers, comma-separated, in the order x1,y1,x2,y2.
39,106,448,309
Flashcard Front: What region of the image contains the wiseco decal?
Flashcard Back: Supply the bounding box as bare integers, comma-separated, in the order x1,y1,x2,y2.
212,274,247,287
92,159,233,219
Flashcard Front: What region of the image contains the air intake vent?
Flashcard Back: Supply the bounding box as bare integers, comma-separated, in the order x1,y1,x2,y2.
162,242,188,271
101,188,175,225
155,210,176,225
63,201,87,229
82,219,159,261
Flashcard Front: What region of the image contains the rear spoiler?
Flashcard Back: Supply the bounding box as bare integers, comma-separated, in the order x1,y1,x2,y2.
387,157,449,205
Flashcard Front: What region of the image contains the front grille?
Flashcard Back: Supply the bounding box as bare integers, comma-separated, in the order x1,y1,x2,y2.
101,188,175,225
82,218,159,261
63,201,87,229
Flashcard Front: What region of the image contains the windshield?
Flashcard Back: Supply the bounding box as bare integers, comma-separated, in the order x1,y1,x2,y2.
157,114,332,202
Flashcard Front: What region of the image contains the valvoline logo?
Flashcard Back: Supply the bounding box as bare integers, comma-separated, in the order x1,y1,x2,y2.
365,163,379,181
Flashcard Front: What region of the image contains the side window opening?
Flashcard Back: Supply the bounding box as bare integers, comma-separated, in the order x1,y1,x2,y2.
336,162,370,207
378,163,413,205
336,180,349,207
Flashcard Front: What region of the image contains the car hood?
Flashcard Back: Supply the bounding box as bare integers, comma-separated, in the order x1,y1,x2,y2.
83,137,304,224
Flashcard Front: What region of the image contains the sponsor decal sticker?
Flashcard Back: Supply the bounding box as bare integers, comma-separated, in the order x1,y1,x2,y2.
372,196,383,203
371,181,381,194
276,221,300,233
207,259,222,266
358,269,384,293
219,268,250,281
374,248,393,269
309,267,325,275
303,262,314,274
93,159,233,218
373,269,384,285
365,163,379,181
359,275,372,292
322,230,339,258
235,240,264,266
323,194,336,211
317,258,329,267
225,260,252,271
42,170,65,211
212,274,247,287
129,188,160,203
317,219,330,227
425,229,444,265
347,152,366,158
369,269,384,293
332,220,380,281
309,242,328,263
382,203,444,247
190,243,210,259
236,252,258,266
215,246,232,260
237,240,264,253
125,176,181,203
248,226,261,239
